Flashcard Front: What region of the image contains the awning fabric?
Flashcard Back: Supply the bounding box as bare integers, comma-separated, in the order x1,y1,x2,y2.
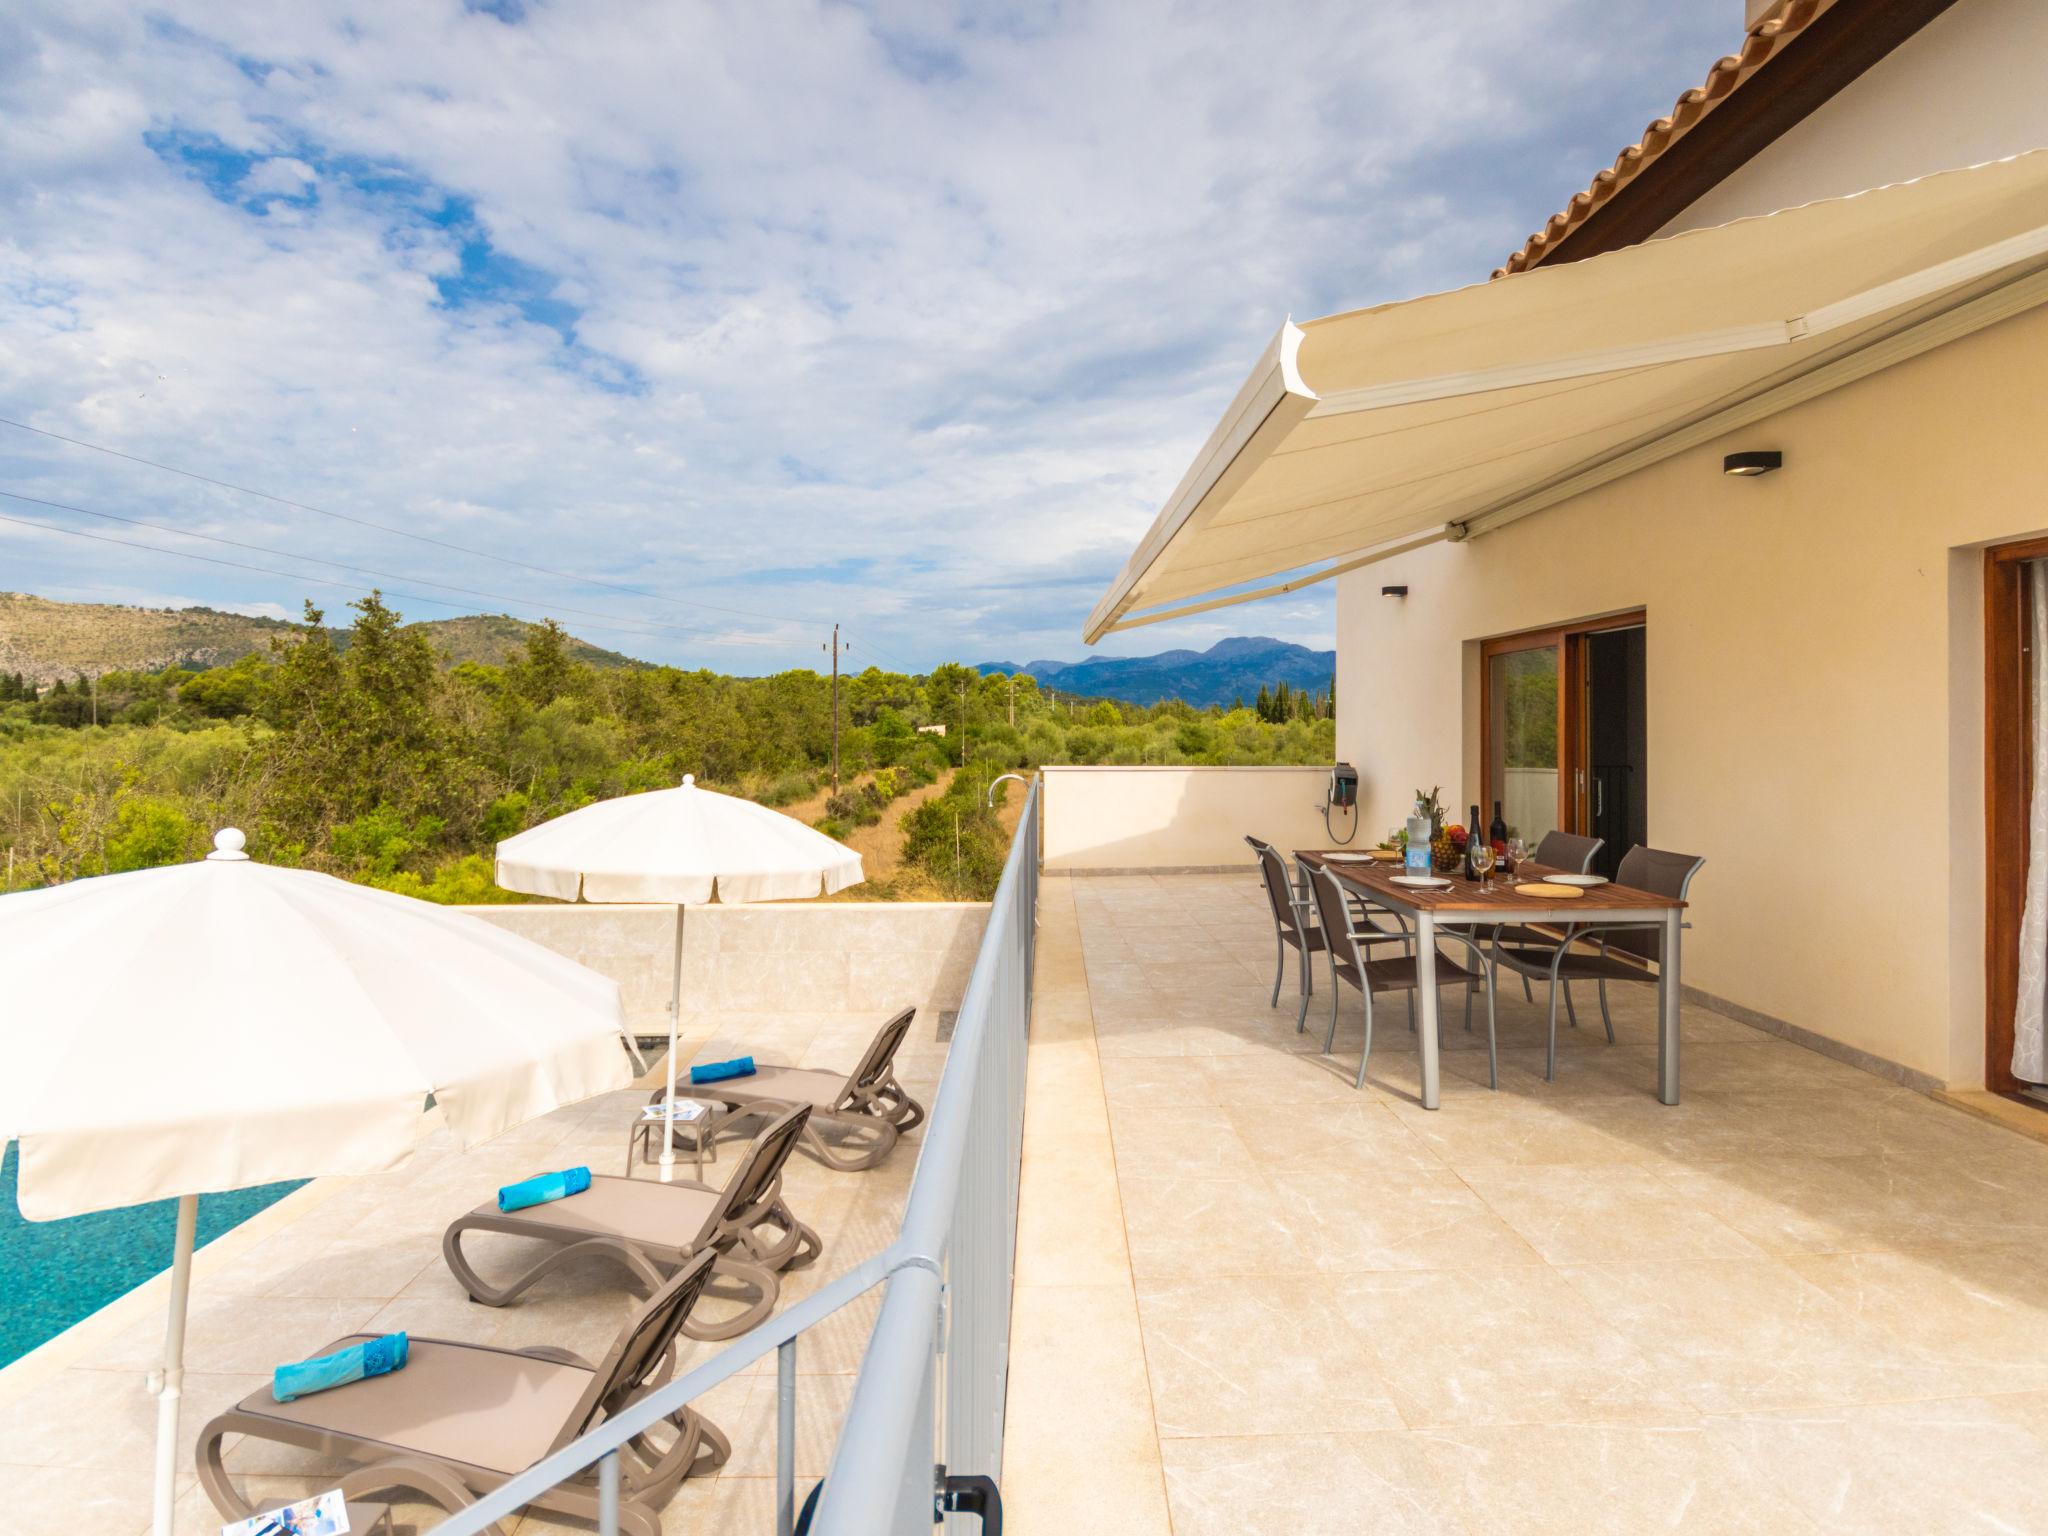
1085,151,2048,641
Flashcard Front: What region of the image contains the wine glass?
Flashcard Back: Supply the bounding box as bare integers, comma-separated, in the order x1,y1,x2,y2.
1470,841,1497,887
1504,836,1527,884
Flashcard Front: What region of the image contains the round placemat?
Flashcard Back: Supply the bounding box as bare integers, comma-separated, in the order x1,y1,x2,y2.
1514,882,1585,898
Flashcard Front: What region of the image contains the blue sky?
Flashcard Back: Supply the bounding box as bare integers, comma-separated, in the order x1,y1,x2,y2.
0,2,1734,673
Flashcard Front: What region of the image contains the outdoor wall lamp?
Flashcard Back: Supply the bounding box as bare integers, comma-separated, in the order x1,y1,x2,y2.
1381,585,1409,597
1722,450,1783,477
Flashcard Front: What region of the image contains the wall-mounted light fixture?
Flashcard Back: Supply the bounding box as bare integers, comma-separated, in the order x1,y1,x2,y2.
1381,584,1409,598
1722,450,1783,477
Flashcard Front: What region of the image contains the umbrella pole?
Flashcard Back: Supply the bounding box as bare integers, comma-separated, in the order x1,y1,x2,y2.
660,904,684,1181
151,1193,198,1536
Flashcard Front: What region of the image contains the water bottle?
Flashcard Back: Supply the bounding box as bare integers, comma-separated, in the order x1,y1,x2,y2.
1404,800,1431,874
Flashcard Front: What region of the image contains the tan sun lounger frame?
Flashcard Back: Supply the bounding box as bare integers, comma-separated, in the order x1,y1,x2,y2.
443,1104,821,1340
197,1250,728,1536
674,1006,926,1172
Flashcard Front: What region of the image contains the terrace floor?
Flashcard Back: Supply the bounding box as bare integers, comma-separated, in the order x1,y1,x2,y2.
1006,872,2048,1536
0,1010,947,1535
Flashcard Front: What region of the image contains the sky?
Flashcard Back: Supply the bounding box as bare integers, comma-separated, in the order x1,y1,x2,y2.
0,1,1736,674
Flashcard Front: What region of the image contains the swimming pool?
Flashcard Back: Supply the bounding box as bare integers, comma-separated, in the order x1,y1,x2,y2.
0,1142,304,1369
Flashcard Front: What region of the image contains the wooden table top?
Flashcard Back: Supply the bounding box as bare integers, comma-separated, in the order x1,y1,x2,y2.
1295,849,1686,915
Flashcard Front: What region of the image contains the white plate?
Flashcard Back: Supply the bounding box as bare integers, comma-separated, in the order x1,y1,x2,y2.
1389,875,1451,888
1324,852,1377,862
1547,874,1608,886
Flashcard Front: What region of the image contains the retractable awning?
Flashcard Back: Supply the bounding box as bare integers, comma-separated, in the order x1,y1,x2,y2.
1085,151,2048,642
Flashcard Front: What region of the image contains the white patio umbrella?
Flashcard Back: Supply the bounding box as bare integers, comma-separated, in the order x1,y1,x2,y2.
0,828,636,1536
494,773,863,1176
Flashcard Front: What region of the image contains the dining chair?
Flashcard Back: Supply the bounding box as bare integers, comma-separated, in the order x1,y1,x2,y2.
1247,836,1324,1031
1489,845,1705,1080
1306,863,1497,1091
1503,831,1606,1004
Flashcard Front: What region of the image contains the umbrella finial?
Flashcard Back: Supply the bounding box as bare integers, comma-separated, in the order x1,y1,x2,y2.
206,828,250,862
681,773,696,788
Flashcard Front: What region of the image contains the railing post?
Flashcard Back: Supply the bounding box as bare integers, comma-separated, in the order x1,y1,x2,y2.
777,1337,799,1536
597,1449,619,1536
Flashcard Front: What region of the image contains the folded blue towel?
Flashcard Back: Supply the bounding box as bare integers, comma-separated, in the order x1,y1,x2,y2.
690,1056,757,1085
272,1332,409,1403
498,1165,592,1213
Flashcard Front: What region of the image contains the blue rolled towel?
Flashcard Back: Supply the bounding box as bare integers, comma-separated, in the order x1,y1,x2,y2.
497,1165,592,1213
690,1056,757,1085
272,1332,408,1403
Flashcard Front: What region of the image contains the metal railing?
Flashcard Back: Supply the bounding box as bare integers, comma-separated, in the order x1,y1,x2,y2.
428,774,1040,1536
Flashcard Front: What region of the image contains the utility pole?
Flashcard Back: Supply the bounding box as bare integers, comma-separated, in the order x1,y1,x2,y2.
1008,674,1015,727
959,678,968,768
89,670,98,727
822,625,844,792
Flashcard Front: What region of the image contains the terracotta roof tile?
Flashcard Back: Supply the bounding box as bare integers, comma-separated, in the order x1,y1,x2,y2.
1495,0,1836,278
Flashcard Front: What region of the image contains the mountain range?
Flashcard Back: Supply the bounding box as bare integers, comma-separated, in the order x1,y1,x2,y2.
0,593,636,685
977,636,1334,708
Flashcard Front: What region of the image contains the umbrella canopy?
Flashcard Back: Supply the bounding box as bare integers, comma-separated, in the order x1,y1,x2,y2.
0,827,636,1536
2,829,634,1220
495,774,864,903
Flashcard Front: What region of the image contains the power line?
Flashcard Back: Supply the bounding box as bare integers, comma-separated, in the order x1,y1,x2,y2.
0,507,780,649
0,486,771,644
0,414,820,626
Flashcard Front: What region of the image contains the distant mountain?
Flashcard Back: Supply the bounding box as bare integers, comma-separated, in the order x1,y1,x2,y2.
977,636,1334,708
0,593,639,685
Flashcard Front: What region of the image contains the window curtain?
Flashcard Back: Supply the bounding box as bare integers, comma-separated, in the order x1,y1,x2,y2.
2014,560,2048,1084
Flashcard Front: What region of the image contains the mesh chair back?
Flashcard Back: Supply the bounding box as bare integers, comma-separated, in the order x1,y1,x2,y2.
689,1103,811,1249
1306,864,1362,987
1248,838,1308,943
1607,846,1706,960
556,1246,719,1446
842,1007,916,1103
1534,830,1603,874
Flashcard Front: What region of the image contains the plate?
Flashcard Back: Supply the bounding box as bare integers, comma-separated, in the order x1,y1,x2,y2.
1324,852,1377,863
1390,875,1451,888
1515,882,1585,898
1547,873,1608,887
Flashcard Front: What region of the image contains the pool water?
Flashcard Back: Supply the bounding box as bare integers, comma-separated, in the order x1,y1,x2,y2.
0,1142,305,1369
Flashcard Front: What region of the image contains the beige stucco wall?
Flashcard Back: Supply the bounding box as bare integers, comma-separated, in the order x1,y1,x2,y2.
1334,301,2048,1086
1665,0,2048,236
1041,765,1343,871
458,901,988,1035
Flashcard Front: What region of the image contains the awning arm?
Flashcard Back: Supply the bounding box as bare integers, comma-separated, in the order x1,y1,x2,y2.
1083,321,1316,644
1099,525,1451,636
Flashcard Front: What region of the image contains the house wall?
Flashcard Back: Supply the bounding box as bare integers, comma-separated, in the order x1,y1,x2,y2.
1041,765,1339,871
1333,300,2048,1086
1664,0,2048,236
457,900,989,1036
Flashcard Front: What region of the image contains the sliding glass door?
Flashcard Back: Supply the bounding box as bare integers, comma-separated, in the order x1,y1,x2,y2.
1486,641,1562,849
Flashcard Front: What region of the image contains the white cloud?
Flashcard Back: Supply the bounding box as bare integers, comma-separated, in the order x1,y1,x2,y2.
0,0,1733,669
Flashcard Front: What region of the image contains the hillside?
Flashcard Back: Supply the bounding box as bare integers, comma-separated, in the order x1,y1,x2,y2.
0,593,637,684
978,635,1334,708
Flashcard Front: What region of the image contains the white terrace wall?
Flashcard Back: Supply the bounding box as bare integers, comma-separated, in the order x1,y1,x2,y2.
459,901,988,1037
1041,765,1342,872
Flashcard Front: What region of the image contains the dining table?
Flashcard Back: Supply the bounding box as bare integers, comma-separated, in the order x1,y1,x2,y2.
1294,848,1688,1110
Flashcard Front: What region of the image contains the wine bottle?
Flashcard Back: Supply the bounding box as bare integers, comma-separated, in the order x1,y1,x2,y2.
1490,800,1508,850
1464,804,1480,880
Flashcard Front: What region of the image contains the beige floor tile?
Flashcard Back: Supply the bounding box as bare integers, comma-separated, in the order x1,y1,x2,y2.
1110,1102,1261,1179
1158,1431,1466,1536
1709,1396,2048,1533
1226,1099,1447,1175
1460,1164,1766,1265
1119,1171,1313,1281
1266,1168,1545,1273
1419,1420,1819,1534
1135,1275,1402,1438
1336,1267,1691,1429
1558,1256,1971,1414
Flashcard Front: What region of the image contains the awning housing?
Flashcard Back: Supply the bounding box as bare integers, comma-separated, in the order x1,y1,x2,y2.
1086,151,2048,641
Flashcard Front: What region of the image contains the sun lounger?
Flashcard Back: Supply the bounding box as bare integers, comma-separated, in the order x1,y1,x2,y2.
197,1251,728,1536
443,1104,820,1339
671,1005,925,1172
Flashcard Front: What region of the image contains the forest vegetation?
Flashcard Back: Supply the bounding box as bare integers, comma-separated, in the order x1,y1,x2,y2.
0,593,1336,900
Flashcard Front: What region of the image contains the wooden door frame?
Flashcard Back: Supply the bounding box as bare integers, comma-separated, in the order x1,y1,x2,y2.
1480,609,1646,840
1983,538,2048,1095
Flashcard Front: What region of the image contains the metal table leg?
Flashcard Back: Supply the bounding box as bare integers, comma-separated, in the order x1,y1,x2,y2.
1415,911,1442,1110
1658,908,1682,1105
